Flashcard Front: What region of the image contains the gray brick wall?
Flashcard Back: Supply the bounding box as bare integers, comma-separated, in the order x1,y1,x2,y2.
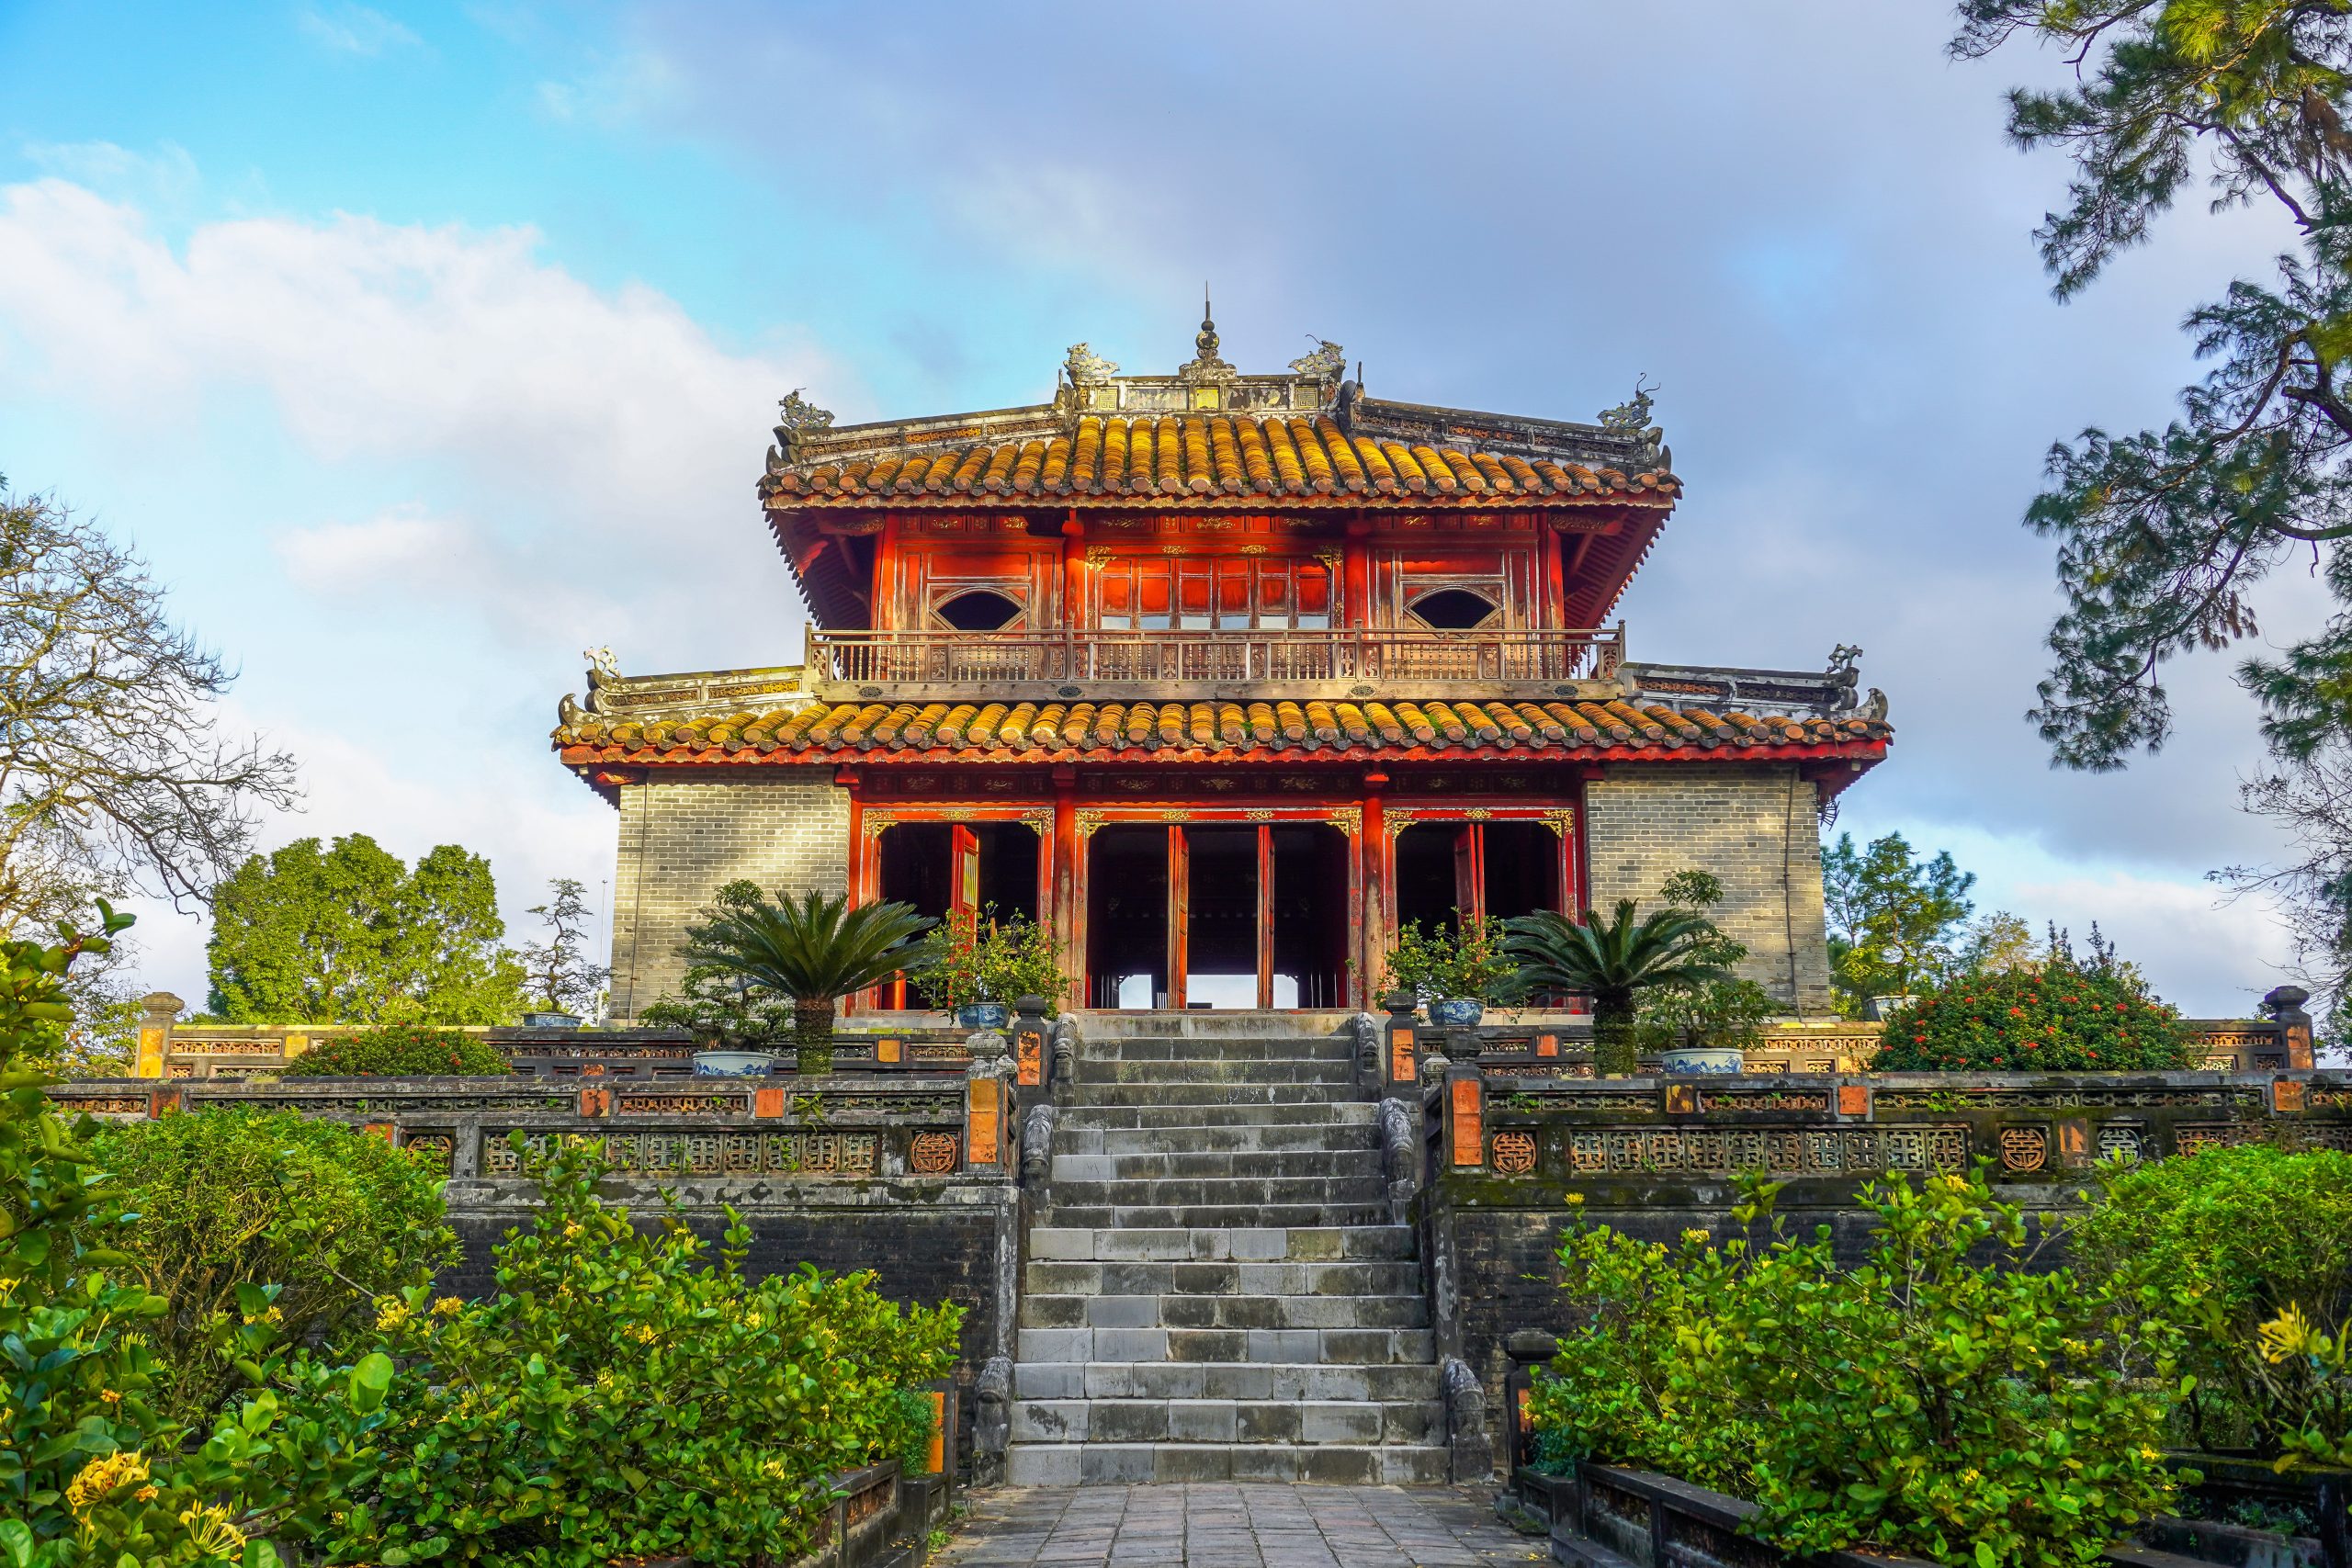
607,773,851,1019
1583,762,1833,1013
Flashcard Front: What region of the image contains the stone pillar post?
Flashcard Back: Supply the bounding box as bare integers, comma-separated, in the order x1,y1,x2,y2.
2265,986,2315,1070
135,992,181,1080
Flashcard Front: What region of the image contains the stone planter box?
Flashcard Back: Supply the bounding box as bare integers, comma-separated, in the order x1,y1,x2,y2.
2153,1453,2348,1568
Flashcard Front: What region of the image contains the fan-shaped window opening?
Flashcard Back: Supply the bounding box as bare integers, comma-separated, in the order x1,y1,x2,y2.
934,590,1023,631
1410,589,1498,630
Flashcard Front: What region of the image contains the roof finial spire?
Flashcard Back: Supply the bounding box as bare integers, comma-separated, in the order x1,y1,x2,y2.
1195,285,1219,362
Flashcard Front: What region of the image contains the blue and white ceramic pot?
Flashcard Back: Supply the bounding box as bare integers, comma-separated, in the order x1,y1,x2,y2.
691,1049,777,1077
956,1001,1012,1031
1427,998,1485,1027
1658,1046,1744,1076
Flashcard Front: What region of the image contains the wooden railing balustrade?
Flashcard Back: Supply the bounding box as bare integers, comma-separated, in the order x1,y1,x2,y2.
804,624,1626,689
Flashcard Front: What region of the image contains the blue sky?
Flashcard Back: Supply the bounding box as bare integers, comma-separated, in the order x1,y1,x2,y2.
0,1,2319,1013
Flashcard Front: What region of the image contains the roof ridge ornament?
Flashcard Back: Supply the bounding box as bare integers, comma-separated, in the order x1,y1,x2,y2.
1289,336,1346,388
1597,376,1658,434
1179,286,1238,385
1064,342,1119,386
768,389,836,470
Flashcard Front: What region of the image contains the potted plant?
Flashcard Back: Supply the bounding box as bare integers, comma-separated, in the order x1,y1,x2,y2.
1630,872,1773,1075
1380,915,1521,1027
1503,898,1729,1077
912,906,1067,1029
675,888,935,1075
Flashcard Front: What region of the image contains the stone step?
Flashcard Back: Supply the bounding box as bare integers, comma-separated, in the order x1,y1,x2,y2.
1041,1201,1396,1230
1077,1036,1357,1062
1003,1441,1450,1486
1027,1224,1416,1263
1055,1101,1377,1131
1020,1292,1428,1332
1049,1149,1378,1182
1015,1325,1434,1366
1056,1122,1374,1156
1022,1258,1422,1298
1047,1174,1385,1208
1012,1359,1443,1403
1069,1083,1366,1108
1012,1396,1442,1446
1072,1011,1354,1041
1072,1058,1359,1086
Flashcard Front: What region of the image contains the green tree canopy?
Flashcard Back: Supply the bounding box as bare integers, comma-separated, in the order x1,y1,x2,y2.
205,834,526,1023
1822,831,1977,1014
1951,3,2352,767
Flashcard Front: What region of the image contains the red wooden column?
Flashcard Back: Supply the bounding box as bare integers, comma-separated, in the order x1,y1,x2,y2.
1052,767,1080,1005
1166,825,1190,1010
1342,517,1373,628
1255,825,1275,1010
1358,774,1387,1010
950,824,979,919
840,767,870,1013
1060,511,1086,633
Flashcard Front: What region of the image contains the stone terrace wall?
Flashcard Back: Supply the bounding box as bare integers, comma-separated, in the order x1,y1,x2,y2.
1583,761,1832,1013
52,1070,1018,1472
1414,1068,2352,1444
609,773,852,1017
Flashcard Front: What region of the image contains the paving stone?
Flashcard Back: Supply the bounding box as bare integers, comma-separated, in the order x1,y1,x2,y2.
936,1483,1540,1567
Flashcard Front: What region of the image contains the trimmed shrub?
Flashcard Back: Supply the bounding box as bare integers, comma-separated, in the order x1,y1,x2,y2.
2068,1144,2352,1459
1872,951,2192,1072
285,1023,509,1077
329,1136,960,1566
1530,1168,2186,1565
83,1109,456,1428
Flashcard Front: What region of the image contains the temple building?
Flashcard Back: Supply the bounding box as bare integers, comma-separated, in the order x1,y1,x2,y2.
553,313,1891,1020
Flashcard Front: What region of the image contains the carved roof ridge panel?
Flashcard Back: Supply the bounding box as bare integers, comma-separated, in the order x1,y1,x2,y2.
1347,395,1657,466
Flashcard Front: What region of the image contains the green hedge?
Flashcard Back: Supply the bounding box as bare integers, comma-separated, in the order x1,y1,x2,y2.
285,1024,510,1077
1872,956,2192,1072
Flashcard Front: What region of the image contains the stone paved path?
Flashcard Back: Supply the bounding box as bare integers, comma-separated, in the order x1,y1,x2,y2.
934,1484,1543,1568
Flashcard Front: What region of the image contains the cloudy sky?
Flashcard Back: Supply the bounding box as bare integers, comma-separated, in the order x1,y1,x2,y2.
0,1,2319,1014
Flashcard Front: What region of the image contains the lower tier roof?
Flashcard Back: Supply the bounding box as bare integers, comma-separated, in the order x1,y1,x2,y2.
554,694,1890,765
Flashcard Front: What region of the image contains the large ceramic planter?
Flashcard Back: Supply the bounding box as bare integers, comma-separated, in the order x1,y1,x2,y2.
690,1049,776,1077
1659,1046,1744,1076
1428,997,1485,1027
956,1001,1011,1030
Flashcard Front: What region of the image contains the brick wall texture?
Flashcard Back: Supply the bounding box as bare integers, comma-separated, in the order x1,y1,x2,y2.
1583,761,1833,1013
608,773,851,1018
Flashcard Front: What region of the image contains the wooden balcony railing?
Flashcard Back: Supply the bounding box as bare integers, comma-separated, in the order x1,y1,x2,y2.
805,625,1625,689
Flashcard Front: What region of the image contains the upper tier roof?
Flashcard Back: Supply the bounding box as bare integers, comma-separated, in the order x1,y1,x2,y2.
760,330,1675,511
759,322,1680,627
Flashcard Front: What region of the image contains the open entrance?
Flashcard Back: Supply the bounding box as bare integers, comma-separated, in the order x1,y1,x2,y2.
1086,822,1351,1010
1086,826,1170,1009
1395,819,1563,933
873,819,1041,1007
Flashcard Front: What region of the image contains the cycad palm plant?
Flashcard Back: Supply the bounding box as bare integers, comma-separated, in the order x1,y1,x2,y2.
1503,901,1731,1076
680,890,935,1074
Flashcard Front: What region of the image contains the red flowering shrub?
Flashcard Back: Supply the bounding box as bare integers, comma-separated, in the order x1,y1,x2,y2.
285,1024,511,1077
1872,953,2194,1072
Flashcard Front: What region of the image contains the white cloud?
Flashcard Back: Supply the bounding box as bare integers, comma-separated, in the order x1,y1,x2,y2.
276,507,485,592
297,3,420,56
19,141,199,209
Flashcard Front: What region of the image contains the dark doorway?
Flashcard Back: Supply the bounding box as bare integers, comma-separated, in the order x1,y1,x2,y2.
972,822,1040,924
1272,825,1350,1009
875,820,1041,1007
1481,821,1560,920
1087,827,1170,1009
1395,822,1465,933
1183,827,1259,1009
876,823,953,919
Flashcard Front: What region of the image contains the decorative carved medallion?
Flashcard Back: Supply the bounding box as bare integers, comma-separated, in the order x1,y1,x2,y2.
910,1132,960,1174
1491,1131,1538,1175
1997,1126,2048,1173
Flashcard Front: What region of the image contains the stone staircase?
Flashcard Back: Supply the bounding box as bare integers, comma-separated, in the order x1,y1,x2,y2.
1006,1028,1448,1485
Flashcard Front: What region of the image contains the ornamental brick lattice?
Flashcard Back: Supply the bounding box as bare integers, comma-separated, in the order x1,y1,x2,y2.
2096,1123,2144,1165
910,1132,959,1173
1998,1126,2048,1173
1491,1131,1538,1174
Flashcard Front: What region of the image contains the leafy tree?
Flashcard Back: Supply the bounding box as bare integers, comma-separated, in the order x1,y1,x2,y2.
1951,5,2352,767
1632,872,1780,1056
678,889,935,1074
1822,831,1977,1014
1956,908,2039,975
81,1110,456,1429
2212,740,2352,1032
516,877,608,1018
0,482,298,932
638,879,797,1044
2,905,397,1566
206,834,526,1023
1503,900,1730,1076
